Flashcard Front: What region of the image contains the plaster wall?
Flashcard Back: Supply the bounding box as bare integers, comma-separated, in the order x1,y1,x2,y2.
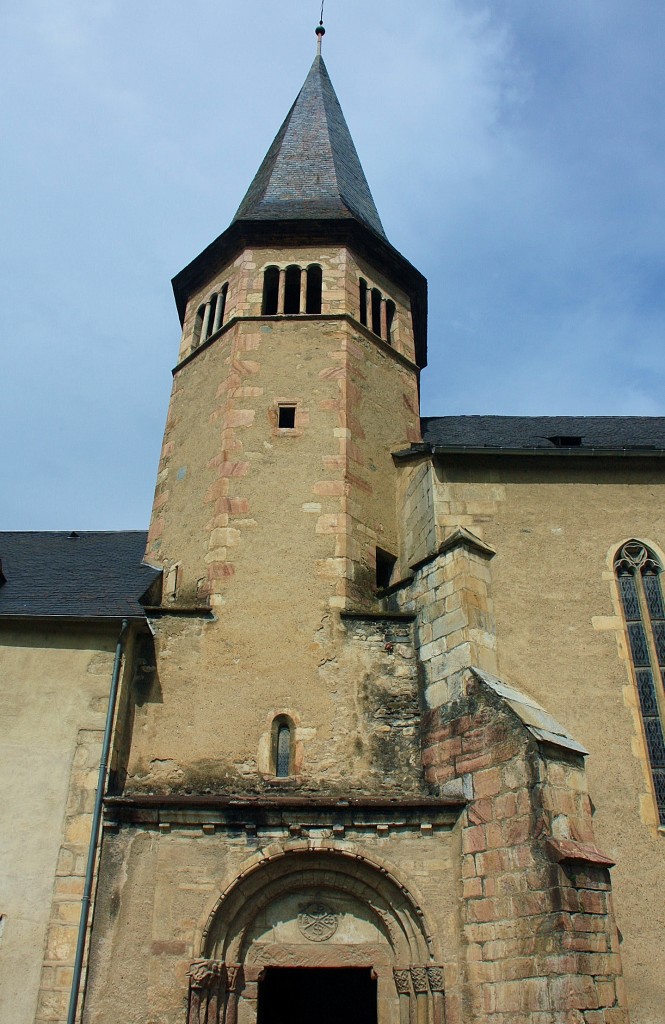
0,625,117,1024
429,455,665,1024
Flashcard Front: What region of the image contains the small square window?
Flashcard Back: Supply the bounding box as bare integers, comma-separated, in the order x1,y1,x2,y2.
278,405,296,429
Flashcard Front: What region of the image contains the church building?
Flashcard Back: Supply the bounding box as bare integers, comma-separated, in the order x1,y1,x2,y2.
1,27,665,1024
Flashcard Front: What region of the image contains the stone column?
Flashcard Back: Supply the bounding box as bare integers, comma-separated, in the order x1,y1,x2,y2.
410,966,429,1024
201,301,213,341
224,964,244,1024
393,968,412,1024
300,267,308,313
213,292,224,333
365,284,372,329
186,959,226,1024
426,966,445,1024
380,298,388,340
277,269,286,314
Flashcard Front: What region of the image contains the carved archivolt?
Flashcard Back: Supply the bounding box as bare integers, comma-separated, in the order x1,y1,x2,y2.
201,848,435,966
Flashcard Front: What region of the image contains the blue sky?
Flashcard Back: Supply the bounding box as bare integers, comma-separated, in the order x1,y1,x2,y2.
2,1,665,529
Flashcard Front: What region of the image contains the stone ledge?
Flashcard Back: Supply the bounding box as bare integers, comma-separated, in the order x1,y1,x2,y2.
471,668,589,758
545,838,616,868
409,528,496,573
173,313,420,376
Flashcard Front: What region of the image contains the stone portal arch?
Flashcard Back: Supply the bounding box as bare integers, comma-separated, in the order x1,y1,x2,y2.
187,848,445,1024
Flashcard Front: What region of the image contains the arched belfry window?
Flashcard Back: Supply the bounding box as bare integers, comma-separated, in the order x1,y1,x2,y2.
371,288,382,336
272,716,294,778
615,540,665,824
306,264,322,314
262,266,280,315
386,299,396,342
284,265,301,314
261,264,323,317
192,304,205,348
359,278,368,326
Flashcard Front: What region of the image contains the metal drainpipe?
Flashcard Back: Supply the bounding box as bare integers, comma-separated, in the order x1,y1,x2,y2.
67,617,129,1024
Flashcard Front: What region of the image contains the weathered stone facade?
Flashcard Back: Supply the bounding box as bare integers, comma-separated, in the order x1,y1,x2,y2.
3,43,665,1024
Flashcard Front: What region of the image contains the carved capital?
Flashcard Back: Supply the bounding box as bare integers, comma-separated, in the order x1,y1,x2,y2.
426,965,445,993
410,966,429,994
187,959,226,991
226,964,244,993
393,968,412,996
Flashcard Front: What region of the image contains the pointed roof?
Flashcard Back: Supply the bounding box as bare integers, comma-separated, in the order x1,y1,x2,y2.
172,54,428,368
233,55,386,239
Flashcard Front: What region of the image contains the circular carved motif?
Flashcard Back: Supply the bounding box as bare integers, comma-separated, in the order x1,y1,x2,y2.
298,902,338,942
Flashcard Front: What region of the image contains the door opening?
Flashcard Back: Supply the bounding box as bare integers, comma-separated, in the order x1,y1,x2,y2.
257,967,377,1024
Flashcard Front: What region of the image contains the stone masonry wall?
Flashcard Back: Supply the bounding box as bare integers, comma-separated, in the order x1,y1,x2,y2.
389,529,498,709
395,457,436,577
423,673,628,1024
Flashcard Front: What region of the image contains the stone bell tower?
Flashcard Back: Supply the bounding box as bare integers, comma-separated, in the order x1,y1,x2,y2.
125,39,428,796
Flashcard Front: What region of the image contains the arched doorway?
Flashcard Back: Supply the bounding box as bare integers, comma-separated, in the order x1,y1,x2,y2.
186,849,445,1024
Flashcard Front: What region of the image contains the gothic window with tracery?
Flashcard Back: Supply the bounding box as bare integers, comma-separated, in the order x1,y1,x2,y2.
615,540,665,824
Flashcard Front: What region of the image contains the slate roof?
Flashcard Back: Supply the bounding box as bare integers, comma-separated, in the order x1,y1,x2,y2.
420,416,665,452
233,55,386,239
0,531,161,620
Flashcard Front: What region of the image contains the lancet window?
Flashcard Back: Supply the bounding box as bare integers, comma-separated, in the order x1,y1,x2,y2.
358,278,396,345
615,540,665,824
261,264,322,316
272,716,294,778
192,283,229,348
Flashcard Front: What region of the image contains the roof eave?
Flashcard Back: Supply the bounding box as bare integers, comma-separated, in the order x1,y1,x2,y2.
393,444,665,460
0,612,150,625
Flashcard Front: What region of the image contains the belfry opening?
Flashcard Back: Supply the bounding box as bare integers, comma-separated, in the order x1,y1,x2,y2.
257,968,377,1024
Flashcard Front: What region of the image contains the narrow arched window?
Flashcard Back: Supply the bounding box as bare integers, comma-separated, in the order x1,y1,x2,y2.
371,288,382,336
359,279,368,326
615,540,665,824
192,304,206,348
385,300,396,343
306,264,322,314
262,266,280,315
284,265,301,314
274,719,292,778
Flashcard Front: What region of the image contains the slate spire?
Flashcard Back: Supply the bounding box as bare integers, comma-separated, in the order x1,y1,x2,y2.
233,55,387,240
